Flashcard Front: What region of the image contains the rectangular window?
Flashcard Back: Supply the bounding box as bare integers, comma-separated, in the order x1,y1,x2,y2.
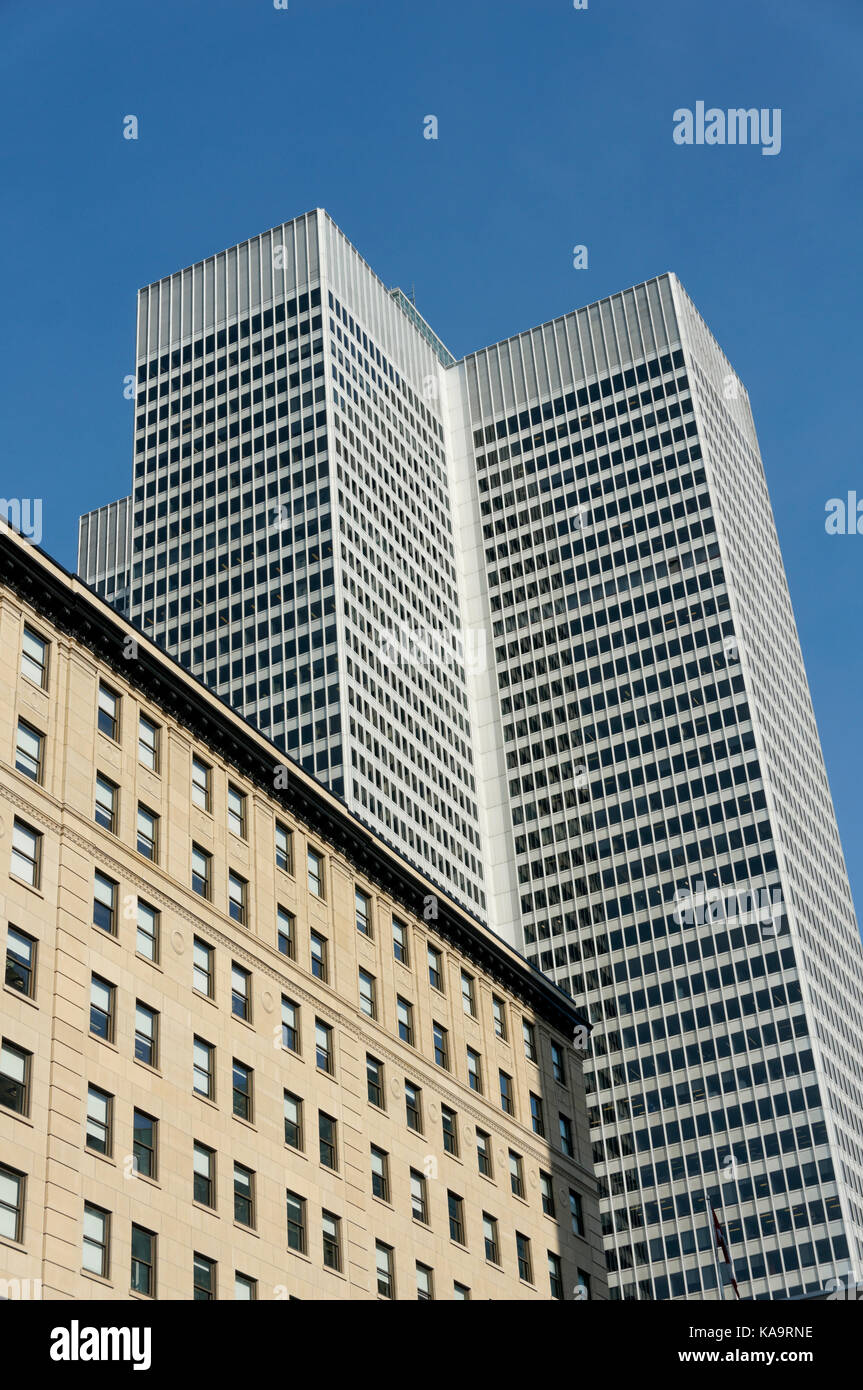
138,715,159,771
134,1002,158,1067
551,1040,566,1085
427,944,443,991
227,785,246,838
191,844,211,899
367,1055,384,1108
191,757,211,811
231,964,251,1020
319,1112,337,1169
277,906,295,959
476,1130,492,1178
193,1253,216,1301
0,1165,24,1243
540,1172,555,1217
575,1268,592,1300
433,1022,449,1070
281,997,300,1053
516,1232,533,1283
15,720,43,783
133,1110,157,1179
461,970,475,1016
307,846,324,898
89,975,114,1042
467,1047,482,1093
371,1146,389,1202
235,1273,256,1300
392,917,408,964
509,1150,525,1199
416,1263,434,1300
441,1105,458,1156
5,925,36,997
193,1143,215,1207
131,1225,155,1297
410,1169,428,1224
315,1020,333,1074
136,900,159,962
548,1252,564,1300
283,1091,303,1149
11,819,41,888
499,1070,514,1116
97,684,120,741
376,1242,394,1298
21,626,48,688
193,938,213,996
322,1211,341,1271
228,871,247,925
483,1214,499,1265
275,821,293,873
193,1037,214,1098
570,1189,585,1236
286,1190,306,1253
448,1191,465,1245
454,1282,471,1300
396,996,414,1046
355,888,371,936
137,805,158,862
234,1163,254,1227
559,1113,574,1158
0,1040,30,1115
358,969,376,1018
82,1203,110,1278
85,1085,112,1155
232,1060,253,1120
405,1081,422,1133
310,930,328,981
93,871,117,934
492,995,507,1039
522,1019,537,1062
94,775,118,832
530,1092,545,1137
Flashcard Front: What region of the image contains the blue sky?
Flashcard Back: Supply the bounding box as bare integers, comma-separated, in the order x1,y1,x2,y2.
1,0,861,912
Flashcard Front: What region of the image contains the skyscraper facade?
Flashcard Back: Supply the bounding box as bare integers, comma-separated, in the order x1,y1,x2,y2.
79,212,863,1301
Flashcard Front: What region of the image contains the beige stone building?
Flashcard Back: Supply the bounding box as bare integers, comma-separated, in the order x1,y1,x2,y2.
0,528,606,1301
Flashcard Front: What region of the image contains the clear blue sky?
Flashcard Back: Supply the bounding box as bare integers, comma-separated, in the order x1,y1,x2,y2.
1,0,861,914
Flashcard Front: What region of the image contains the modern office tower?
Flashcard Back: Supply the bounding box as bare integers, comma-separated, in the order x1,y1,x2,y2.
77,496,131,614
0,526,606,1302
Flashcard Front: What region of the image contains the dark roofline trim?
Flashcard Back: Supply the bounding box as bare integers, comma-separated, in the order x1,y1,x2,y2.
0,533,588,1039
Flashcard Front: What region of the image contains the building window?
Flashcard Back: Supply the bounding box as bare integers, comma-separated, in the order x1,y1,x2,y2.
0,1165,24,1243
5,925,36,997
89,975,114,1042
427,944,443,991
476,1129,492,1178
410,1169,428,1223
307,846,324,898
193,1037,214,1098
193,1253,216,1301
516,1232,533,1284
281,997,300,1053
392,917,408,965
85,1085,112,1155
82,1204,110,1278
416,1263,434,1300
138,715,159,771
559,1113,574,1158
234,1163,255,1227
275,821,293,873
286,1191,306,1253
540,1172,555,1217
136,900,159,962
570,1189,585,1236
492,995,507,1039
441,1105,458,1156
453,1282,471,1300
322,1211,341,1271
191,844,211,899
447,1191,465,1245
530,1092,545,1136
483,1214,500,1265
433,1022,449,1070
467,1047,482,1093
93,872,117,934
367,1055,384,1108
405,1081,422,1133
15,720,43,783
133,1110,157,1179
21,626,48,688
191,757,211,811
135,1002,158,1067
131,1225,155,1298
315,1020,333,1074
277,906,295,959
575,1268,592,1300
509,1150,525,1199
193,938,214,996
193,1143,215,1207
548,1252,564,1300
371,1146,389,1202
284,1091,303,1150
228,871,248,925
396,996,414,1045
137,805,159,862
522,1019,537,1062
97,684,120,741
358,969,376,1018
310,930,328,981
461,970,475,1016
227,785,246,838
11,819,41,888
231,964,251,1020
355,888,371,936
232,1060,253,1120
375,1242,394,1298
499,1070,514,1116
0,1040,30,1115
94,775,118,832
319,1112,338,1170
551,1040,566,1085
235,1273,256,1300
